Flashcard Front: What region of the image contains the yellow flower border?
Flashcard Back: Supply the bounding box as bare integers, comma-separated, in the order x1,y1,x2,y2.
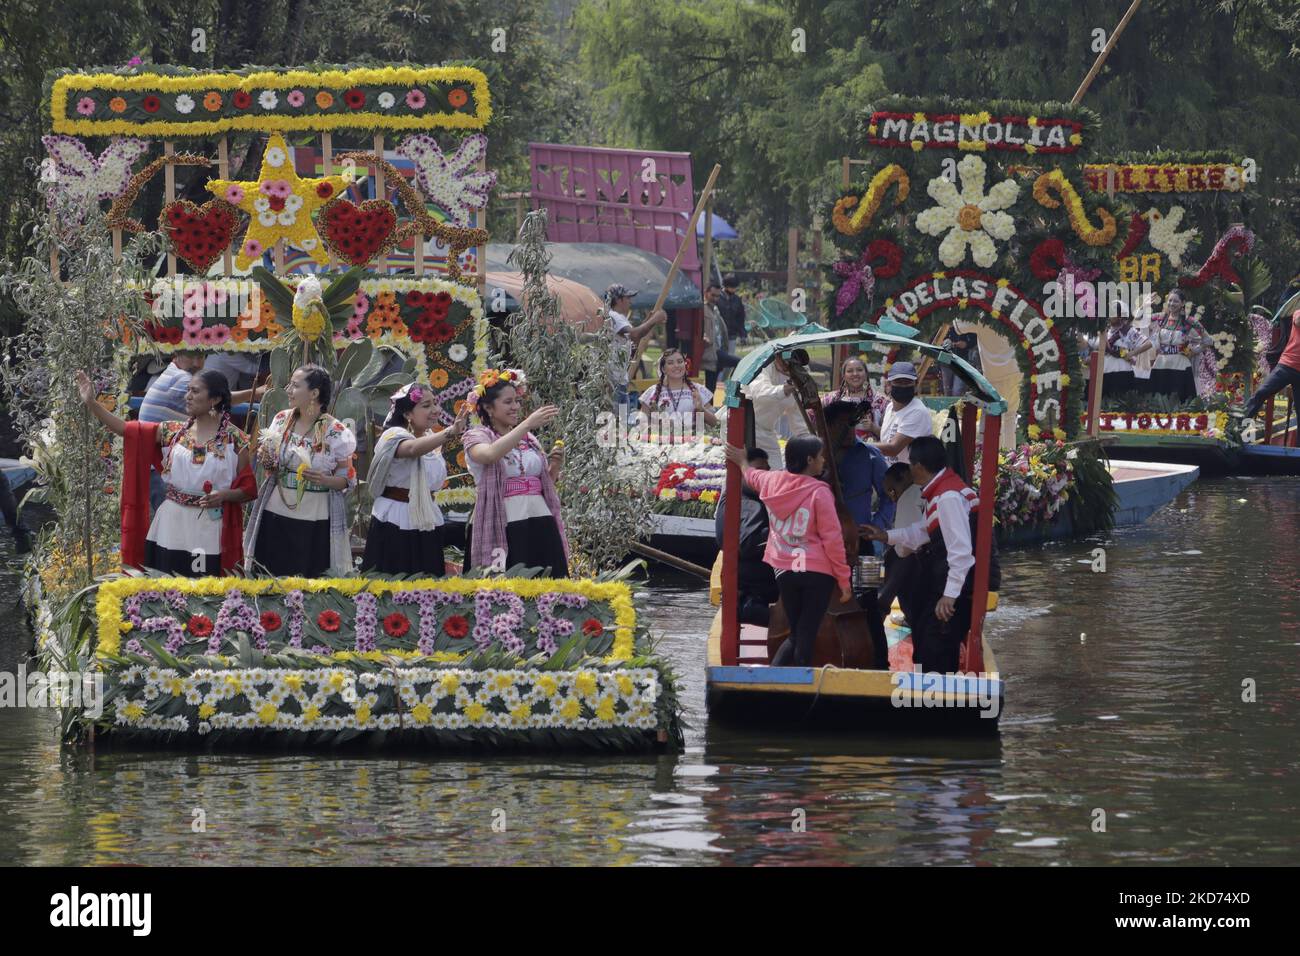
51,66,491,136
95,575,637,663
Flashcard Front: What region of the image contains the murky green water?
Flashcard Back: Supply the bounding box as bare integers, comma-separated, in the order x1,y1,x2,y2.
2,477,1298,865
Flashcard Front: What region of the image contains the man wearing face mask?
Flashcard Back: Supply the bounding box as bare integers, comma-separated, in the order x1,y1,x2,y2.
873,362,932,465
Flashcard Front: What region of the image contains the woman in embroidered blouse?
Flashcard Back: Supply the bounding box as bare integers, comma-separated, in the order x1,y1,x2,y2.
821,354,882,438
361,383,470,576
76,368,254,576
244,364,356,577
462,370,569,577
1150,290,1209,401
638,348,718,434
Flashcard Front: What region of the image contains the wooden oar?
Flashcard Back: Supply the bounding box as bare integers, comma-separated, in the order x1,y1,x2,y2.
628,164,723,381
629,541,712,580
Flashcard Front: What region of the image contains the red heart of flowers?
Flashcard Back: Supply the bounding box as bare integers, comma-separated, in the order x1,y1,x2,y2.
159,199,237,274
320,199,398,266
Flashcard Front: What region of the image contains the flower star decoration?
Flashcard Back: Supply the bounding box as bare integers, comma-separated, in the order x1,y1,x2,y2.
915,154,1019,269
40,135,151,220
398,133,497,226
206,133,348,269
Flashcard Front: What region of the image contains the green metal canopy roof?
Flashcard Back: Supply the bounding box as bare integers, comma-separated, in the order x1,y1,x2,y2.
725,325,1007,413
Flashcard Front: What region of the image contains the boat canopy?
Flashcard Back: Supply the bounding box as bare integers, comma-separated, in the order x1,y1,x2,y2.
723,325,1007,413
486,242,703,311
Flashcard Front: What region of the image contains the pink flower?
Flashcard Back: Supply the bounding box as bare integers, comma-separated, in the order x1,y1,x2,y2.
286,89,306,107
182,314,203,333
405,89,426,109
352,292,369,321
209,324,231,344
199,326,219,345
224,184,245,204
242,239,264,258
183,329,203,345
408,387,424,404
76,97,95,116
259,179,291,199
204,284,228,307
183,292,206,319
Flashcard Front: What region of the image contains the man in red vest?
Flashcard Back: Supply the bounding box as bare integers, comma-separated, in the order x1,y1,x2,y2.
1243,308,1300,421
861,435,999,673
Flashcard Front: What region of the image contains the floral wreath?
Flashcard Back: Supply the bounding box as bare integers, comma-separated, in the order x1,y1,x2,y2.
391,382,426,406
471,368,519,402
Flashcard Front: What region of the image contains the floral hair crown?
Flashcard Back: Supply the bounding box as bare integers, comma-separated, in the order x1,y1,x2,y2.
472,368,519,401
392,382,425,406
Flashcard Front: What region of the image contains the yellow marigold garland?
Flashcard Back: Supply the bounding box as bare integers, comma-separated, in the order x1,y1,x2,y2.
831,164,910,235
1033,169,1117,246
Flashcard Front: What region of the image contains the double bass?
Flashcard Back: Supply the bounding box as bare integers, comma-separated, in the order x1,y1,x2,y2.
764,355,882,669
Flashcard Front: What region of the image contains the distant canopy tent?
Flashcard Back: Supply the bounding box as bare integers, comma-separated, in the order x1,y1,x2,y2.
691,210,737,240
486,242,703,313
484,270,606,331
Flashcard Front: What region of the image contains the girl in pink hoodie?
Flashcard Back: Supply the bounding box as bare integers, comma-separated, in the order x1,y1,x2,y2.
725,436,852,667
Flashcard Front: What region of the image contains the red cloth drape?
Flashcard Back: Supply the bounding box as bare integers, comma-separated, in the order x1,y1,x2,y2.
220,466,257,574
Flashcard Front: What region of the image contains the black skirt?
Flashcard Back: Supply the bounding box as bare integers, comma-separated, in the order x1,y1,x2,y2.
1148,367,1196,402
1101,369,1135,397
465,514,568,578
360,516,447,576
252,509,331,577
143,541,221,577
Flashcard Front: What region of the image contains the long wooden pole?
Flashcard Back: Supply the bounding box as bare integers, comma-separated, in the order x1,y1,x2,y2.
628,163,722,380
1070,0,1145,105
629,541,711,580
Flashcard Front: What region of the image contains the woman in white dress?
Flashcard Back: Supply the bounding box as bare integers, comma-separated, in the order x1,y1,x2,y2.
638,348,717,436
77,368,254,576
740,349,811,466
361,383,470,576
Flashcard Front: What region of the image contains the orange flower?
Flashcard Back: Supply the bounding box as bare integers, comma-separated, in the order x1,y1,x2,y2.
228,323,249,343
448,88,469,109
109,97,127,113
315,90,334,109
456,451,466,468
203,91,222,111
430,368,449,387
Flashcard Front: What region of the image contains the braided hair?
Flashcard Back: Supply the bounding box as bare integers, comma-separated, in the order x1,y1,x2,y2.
650,348,690,408
830,354,870,403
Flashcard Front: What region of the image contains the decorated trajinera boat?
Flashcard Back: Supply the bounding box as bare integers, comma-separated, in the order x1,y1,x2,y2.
15,62,682,751
709,327,1005,733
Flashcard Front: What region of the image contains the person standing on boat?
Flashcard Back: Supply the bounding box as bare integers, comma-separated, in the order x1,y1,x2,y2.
245,365,356,577
639,348,718,437
604,284,667,414
873,362,932,464
1243,308,1300,422
861,436,1000,674
724,436,851,668
876,462,922,626
1085,304,1152,400
740,349,812,466
76,368,256,576
823,355,885,439
1150,290,1208,401
361,383,471,577
463,369,569,577
714,446,778,626
823,400,892,538
701,282,740,391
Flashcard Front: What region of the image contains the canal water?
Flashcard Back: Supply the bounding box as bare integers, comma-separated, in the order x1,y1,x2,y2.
1,477,1297,865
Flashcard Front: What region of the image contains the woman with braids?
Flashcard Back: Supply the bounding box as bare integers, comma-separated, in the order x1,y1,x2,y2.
822,354,884,438
361,382,471,576
244,364,356,577
76,367,255,576
462,369,569,577
638,348,718,434
1150,289,1209,401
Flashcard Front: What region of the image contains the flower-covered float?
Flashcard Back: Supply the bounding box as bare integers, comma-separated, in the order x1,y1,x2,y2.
16,62,682,751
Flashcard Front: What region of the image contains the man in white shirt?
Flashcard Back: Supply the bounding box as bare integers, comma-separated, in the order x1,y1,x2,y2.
875,461,922,623
874,362,933,464
605,283,666,414
861,436,999,674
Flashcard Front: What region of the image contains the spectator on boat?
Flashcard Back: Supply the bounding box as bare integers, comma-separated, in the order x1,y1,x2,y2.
245,365,357,577
718,274,748,343
0,469,33,554
741,349,812,465
361,383,471,576
463,370,569,577
861,436,1000,674
76,368,256,576
724,435,851,667
876,462,922,625
605,284,667,414
714,446,778,626
137,351,204,512
701,282,740,391
823,400,892,536
823,355,884,438
873,362,932,464
1150,290,1209,401
640,348,718,436
941,326,981,398
1084,304,1152,402
1243,308,1300,422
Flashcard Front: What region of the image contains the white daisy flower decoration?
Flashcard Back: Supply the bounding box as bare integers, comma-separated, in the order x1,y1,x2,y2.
175,94,195,114
258,90,278,111
915,154,1019,269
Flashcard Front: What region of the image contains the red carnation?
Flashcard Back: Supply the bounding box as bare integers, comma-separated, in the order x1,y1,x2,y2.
316,182,333,199
142,95,161,113
232,90,252,109
317,610,341,633
343,88,366,109
434,291,453,306
382,612,410,638
202,480,213,494
187,614,214,637
260,611,282,633
581,618,604,637
443,615,469,639
429,321,455,343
